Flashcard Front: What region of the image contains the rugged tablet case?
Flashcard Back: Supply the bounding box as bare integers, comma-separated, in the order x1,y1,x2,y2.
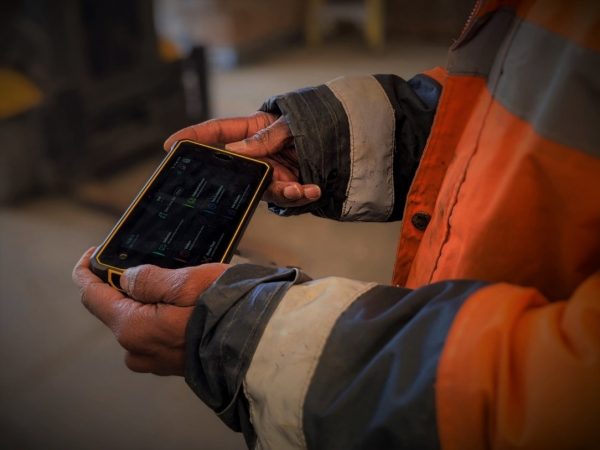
90,140,272,291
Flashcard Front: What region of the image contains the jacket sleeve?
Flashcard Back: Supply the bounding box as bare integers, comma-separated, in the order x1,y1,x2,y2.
185,265,600,450
259,71,442,222
437,272,600,450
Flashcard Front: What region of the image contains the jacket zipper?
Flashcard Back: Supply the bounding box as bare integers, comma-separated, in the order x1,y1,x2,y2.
451,0,484,49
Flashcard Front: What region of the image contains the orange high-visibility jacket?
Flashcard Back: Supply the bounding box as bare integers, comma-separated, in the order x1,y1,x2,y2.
184,1,600,448
396,1,600,447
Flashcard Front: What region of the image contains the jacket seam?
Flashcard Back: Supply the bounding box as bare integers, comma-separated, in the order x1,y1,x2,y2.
428,15,524,283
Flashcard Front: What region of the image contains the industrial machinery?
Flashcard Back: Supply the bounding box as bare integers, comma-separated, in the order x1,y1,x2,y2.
0,0,209,203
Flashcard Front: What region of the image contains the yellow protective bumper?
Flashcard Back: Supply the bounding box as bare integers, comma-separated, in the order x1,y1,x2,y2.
0,68,43,119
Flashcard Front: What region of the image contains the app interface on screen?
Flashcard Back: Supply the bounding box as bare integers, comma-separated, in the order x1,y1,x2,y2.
100,144,267,269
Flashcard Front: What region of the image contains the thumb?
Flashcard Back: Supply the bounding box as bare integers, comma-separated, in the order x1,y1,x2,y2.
121,264,228,306
226,115,291,158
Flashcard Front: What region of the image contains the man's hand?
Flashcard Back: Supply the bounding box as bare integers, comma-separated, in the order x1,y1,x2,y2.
163,112,321,208
72,248,228,376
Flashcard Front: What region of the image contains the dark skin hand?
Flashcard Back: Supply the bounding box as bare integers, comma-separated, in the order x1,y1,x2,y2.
73,247,228,376
76,113,319,375
164,111,321,207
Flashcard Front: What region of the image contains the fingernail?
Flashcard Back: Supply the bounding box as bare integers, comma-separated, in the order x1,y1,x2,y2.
120,267,135,293
225,141,245,152
283,185,302,200
304,185,321,200
163,135,177,151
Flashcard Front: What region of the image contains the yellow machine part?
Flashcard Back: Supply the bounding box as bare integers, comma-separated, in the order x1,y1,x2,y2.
158,37,181,63
0,68,43,119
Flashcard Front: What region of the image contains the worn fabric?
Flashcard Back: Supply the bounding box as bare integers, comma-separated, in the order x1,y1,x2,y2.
245,277,376,449
185,1,600,449
185,265,310,447
394,2,600,297
187,265,487,449
438,271,600,450
260,73,441,221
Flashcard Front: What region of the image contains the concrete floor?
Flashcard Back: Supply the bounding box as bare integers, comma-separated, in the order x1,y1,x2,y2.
0,40,446,449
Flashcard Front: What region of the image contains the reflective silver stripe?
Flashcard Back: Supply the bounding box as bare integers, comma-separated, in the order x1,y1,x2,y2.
326,75,396,221
244,277,376,450
490,19,600,157
449,8,600,157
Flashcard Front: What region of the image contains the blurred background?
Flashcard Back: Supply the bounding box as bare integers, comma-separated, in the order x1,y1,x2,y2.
0,0,471,448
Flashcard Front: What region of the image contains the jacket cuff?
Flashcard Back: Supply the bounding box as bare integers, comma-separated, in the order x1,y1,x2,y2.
243,276,488,449
260,84,349,218
184,264,310,447
260,73,441,222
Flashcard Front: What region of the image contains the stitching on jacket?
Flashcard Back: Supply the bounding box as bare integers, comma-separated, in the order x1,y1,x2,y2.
394,77,453,285
428,15,524,282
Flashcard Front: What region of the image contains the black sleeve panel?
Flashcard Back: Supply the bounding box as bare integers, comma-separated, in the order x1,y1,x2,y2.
260,85,351,219
260,74,441,222
184,264,310,448
374,74,441,220
304,279,486,450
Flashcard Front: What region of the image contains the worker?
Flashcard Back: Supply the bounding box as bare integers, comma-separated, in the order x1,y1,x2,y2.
73,0,600,448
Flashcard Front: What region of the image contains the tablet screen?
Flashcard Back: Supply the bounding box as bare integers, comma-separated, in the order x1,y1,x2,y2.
98,142,270,269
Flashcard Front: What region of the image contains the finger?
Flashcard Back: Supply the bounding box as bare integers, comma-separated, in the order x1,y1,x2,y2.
81,281,135,329
124,352,154,373
121,263,228,307
163,113,276,151
73,250,144,332
264,181,321,208
73,250,194,372
73,246,124,309
120,265,187,304
124,349,185,376
72,246,99,287
81,285,131,331
225,116,291,158
118,302,191,365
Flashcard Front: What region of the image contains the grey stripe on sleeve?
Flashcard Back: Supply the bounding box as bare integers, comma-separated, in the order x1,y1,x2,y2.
449,7,600,157
448,8,516,77
490,18,600,157
185,264,310,447
243,277,376,449
326,75,397,221
303,280,487,450
261,74,436,222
